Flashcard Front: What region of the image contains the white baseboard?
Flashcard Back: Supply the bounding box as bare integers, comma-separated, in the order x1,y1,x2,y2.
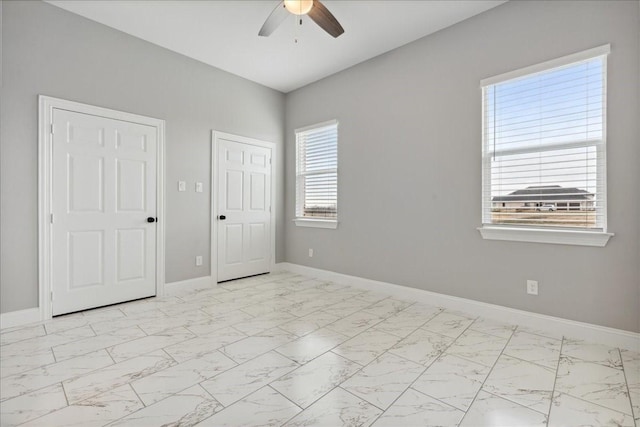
164,276,214,296
0,308,42,330
275,262,640,352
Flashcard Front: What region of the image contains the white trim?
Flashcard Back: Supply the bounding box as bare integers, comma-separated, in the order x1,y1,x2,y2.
211,131,277,283
481,44,610,87
478,226,613,247
294,119,338,134
293,218,338,229
38,95,166,321
0,308,42,330
274,263,639,352
164,276,214,296
599,52,609,233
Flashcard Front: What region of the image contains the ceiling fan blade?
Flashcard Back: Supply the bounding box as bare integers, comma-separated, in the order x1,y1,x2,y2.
308,0,344,38
259,1,288,37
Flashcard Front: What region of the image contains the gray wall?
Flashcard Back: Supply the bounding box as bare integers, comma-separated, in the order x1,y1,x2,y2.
284,1,640,332
0,0,285,313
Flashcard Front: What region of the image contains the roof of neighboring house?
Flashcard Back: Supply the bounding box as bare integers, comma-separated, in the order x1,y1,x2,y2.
492,185,594,202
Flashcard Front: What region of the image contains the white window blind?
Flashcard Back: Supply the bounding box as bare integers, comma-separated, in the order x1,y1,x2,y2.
296,121,338,220
482,46,609,231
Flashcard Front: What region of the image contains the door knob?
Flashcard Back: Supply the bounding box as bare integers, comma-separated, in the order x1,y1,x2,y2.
147,217,156,223
219,215,226,220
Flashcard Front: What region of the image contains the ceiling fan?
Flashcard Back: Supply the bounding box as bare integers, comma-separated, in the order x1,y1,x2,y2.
259,0,345,38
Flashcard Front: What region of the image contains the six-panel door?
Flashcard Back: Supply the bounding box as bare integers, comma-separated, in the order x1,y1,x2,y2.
217,138,272,282
51,109,157,315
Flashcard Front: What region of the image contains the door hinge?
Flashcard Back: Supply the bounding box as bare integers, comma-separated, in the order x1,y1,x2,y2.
269,158,272,165
50,291,54,301
50,124,54,135
50,213,54,224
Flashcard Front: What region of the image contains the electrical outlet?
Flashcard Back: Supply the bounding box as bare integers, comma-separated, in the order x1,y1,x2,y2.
308,248,314,257
178,181,186,192
195,256,203,266
527,280,538,295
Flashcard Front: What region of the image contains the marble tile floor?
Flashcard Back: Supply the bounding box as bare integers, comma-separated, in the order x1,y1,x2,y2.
0,270,638,426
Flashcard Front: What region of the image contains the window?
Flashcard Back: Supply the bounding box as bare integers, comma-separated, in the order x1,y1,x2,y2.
295,120,338,228
479,45,613,246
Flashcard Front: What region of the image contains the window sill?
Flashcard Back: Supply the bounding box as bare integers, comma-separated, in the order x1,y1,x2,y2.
477,226,613,247
294,218,338,229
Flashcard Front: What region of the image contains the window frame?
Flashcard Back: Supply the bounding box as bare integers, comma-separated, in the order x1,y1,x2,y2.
478,45,613,247
294,120,339,229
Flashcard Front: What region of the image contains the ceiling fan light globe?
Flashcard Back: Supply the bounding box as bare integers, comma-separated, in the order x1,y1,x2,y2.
284,0,313,16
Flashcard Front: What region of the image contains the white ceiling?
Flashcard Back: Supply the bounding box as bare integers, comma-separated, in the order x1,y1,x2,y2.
47,0,506,93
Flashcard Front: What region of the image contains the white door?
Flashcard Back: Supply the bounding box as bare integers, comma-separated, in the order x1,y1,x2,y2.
51,108,157,315
217,137,272,282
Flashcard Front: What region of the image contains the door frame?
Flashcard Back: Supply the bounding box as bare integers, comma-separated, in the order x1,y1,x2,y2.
211,131,276,283
38,95,166,321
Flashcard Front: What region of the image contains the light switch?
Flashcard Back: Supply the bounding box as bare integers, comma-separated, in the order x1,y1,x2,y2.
195,182,203,193
178,181,186,192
